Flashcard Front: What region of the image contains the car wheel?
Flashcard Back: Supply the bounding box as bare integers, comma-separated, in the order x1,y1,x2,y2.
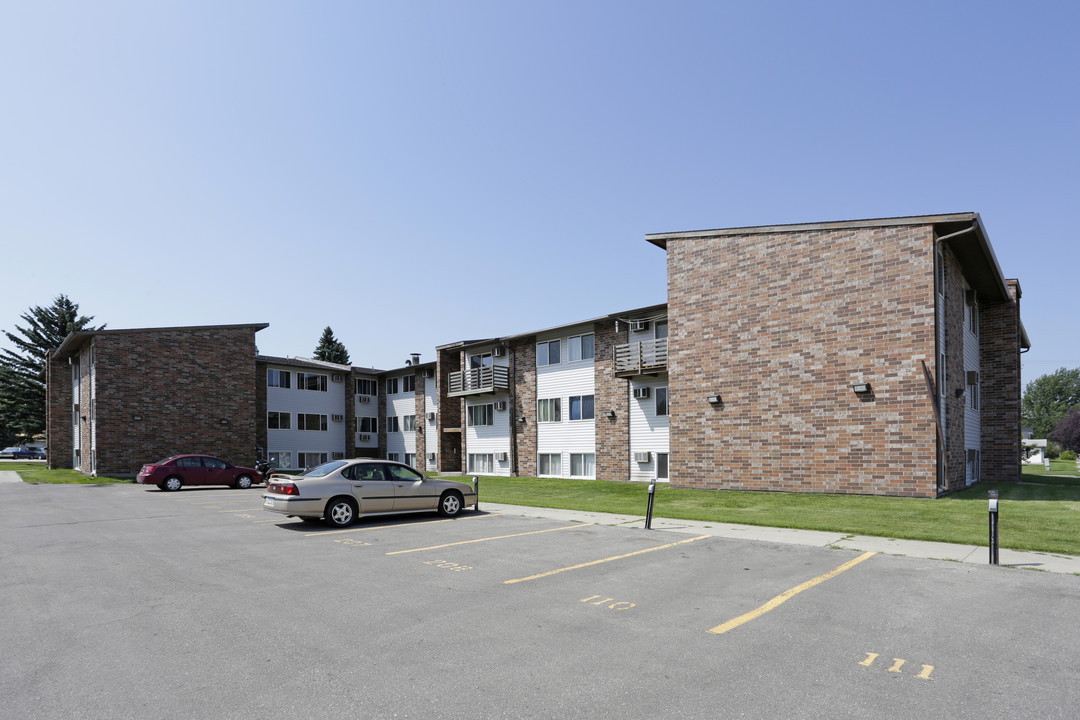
234,474,253,489
324,497,357,528
438,490,463,517
163,476,183,491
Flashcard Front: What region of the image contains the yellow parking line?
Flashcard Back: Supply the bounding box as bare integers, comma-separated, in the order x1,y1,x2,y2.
305,513,502,537
386,523,593,555
504,534,710,585
707,551,877,635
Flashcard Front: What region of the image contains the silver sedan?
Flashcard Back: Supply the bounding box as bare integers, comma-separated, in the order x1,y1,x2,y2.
262,459,477,527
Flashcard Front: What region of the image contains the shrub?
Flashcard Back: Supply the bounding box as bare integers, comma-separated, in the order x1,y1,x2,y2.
1062,450,1078,462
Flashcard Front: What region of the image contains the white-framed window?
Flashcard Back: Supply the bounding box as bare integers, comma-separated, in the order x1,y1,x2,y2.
468,454,493,473
655,388,669,416
569,395,594,421
404,453,416,468
297,414,327,431
386,452,401,463
966,449,981,483
403,375,415,393
299,452,328,468
537,398,561,423
355,378,377,396
654,320,668,340
269,451,293,469
936,243,946,298
467,404,494,427
568,334,595,362
657,452,669,480
470,352,493,369
358,416,378,433
537,340,561,366
966,290,979,337
386,416,400,433
386,377,400,395
570,453,595,478
538,453,561,476
402,415,417,432
267,411,291,430
268,369,291,388
968,372,980,410
298,373,327,392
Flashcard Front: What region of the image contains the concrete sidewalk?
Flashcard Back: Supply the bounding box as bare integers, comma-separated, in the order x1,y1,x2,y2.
0,471,23,483
481,502,1080,576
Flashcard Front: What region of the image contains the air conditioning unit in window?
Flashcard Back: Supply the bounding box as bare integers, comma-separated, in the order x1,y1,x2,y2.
332,374,343,383
966,370,979,384
427,453,437,462
425,368,435,378
331,414,344,422
493,346,506,357
496,452,508,462
357,395,371,403
427,412,436,421
632,387,650,399
357,433,371,442
634,451,651,463
630,320,649,332
332,452,344,459
494,401,507,411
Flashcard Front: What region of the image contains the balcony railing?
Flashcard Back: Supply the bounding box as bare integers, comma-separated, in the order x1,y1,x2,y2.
447,365,510,396
614,338,668,376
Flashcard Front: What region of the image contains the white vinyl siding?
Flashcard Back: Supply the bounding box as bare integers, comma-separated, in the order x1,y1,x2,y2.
387,373,419,461
963,286,981,486
630,376,670,482
265,362,346,466
425,374,438,471
464,348,512,476
536,331,595,478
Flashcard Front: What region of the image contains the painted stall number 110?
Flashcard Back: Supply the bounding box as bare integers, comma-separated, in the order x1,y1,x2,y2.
581,595,636,610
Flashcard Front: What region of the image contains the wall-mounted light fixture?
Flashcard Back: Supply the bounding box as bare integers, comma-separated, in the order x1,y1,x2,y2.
707,395,723,405
851,383,872,395
604,410,616,419
132,414,143,421
220,418,229,425
517,416,526,424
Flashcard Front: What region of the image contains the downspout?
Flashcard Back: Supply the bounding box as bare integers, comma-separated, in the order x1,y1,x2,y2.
509,344,518,476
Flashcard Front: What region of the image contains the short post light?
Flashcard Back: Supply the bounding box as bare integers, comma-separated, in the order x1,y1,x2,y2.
988,490,999,565
472,476,480,512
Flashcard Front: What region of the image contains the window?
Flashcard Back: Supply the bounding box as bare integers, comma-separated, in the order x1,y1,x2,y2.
402,415,417,432
470,352,493,369
655,388,668,416
936,244,946,297
967,372,980,410
386,416,400,433
568,334,594,362
297,373,327,391
537,340,561,366
358,416,378,433
538,453,561,476
267,369,291,388
569,395,594,421
537,398,561,423
966,290,979,337
386,377,400,395
386,453,401,462
403,375,415,393
657,452,669,480
468,454,493,473
404,453,416,468
355,378,377,395
267,411,291,430
269,451,292,469
966,449,981,483
570,453,595,478
467,404,494,427
654,320,668,340
299,452,328,468
297,414,328,431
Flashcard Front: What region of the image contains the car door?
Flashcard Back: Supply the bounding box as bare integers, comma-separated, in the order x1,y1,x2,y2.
345,464,395,514
175,456,207,485
386,464,435,511
201,456,233,486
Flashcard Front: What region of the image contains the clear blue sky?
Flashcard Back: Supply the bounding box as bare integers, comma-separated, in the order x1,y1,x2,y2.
2,2,1076,382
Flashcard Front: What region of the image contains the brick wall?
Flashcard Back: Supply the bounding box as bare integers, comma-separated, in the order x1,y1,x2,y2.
436,347,463,472
980,280,1023,483
594,320,629,481
45,351,73,468
941,245,968,491
511,337,537,477
666,224,940,497
88,326,261,475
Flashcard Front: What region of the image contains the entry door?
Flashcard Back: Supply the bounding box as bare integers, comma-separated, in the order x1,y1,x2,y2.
346,464,395,513
386,464,434,511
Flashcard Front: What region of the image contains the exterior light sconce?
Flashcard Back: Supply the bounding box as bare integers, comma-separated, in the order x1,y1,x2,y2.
132,414,143,421
517,416,526,424
851,383,872,395
604,410,616,419
707,395,723,405
220,418,229,425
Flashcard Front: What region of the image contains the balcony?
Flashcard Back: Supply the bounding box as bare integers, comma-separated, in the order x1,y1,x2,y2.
614,338,668,377
447,365,510,397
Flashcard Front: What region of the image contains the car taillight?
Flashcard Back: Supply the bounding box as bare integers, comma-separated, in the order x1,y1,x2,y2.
270,482,299,496
141,465,156,474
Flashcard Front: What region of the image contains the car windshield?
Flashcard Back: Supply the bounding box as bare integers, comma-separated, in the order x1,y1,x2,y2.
155,456,180,465
2,447,20,453
300,460,348,477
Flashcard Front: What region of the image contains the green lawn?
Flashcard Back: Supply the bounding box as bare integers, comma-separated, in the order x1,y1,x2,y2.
8,464,1080,556
1019,458,1080,477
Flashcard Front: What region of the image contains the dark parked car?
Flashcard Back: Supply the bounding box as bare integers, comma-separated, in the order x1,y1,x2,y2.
0,446,35,459
136,454,262,491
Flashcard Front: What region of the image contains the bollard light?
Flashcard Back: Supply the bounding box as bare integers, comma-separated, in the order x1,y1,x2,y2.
988,490,999,565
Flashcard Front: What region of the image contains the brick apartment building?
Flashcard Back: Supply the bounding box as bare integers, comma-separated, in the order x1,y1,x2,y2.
45,213,1026,498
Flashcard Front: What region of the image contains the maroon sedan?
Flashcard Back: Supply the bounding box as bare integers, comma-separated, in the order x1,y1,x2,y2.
136,454,262,491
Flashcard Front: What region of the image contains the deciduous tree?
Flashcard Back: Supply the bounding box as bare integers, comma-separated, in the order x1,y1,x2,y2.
1051,409,1080,454
1021,367,1080,438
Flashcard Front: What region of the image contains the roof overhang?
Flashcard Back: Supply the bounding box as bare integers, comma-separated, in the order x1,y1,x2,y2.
50,323,270,362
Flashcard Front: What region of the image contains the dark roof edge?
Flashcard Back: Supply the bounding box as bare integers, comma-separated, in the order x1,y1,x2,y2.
51,323,269,360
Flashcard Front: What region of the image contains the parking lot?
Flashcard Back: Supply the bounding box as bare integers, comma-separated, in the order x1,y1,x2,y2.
2,481,1078,719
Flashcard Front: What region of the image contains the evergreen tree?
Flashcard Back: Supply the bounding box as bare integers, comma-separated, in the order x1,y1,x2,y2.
0,295,104,442
312,326,350,365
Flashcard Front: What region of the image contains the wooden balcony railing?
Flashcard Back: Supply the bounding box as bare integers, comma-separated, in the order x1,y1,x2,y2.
447,365,510,396
614,338,668,376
